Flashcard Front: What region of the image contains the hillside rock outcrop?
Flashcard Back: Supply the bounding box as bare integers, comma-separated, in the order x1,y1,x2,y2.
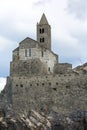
0,109,87,130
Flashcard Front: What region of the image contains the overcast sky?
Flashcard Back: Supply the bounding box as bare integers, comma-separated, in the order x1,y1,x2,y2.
0,0,87,91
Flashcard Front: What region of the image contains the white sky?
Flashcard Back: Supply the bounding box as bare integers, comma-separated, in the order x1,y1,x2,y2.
0,0,87,91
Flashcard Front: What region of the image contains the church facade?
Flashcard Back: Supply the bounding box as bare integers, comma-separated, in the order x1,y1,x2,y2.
10,14,72,77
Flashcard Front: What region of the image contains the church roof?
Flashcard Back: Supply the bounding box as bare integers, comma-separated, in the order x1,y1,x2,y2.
19,37,38,45
39,13,49,25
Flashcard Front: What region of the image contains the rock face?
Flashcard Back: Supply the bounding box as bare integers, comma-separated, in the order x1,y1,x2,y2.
0,109,87,130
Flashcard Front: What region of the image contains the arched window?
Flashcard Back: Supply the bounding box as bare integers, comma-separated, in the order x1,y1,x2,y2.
42,28,44,33
42,38,44,42
40,38,44,43
39,28,44,34
39,29,41,33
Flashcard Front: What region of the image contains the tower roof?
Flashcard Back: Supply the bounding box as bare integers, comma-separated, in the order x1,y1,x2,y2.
39,13,49,25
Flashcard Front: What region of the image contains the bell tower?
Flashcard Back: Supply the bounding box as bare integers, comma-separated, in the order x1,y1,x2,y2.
37,13,51,50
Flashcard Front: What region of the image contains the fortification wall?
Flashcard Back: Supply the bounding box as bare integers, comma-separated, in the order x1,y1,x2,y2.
7,73,87,115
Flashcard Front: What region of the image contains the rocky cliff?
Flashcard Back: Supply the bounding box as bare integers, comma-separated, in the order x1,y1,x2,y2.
0,109,87,130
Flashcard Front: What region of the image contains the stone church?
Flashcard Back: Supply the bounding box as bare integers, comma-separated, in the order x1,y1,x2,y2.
10,13,72,77
1,14,87,116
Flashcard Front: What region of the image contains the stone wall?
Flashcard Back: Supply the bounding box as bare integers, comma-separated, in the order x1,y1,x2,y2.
13,47,19,61
54,63,72,74
6,73,87,115
10,59,47,76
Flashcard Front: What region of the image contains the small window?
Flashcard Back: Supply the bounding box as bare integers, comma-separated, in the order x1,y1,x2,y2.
42,51,43,57
53,88,57,91
42,38,44,42
29,48,31,57
20,84,23,88
40,38,41,42
37,83,39,86
42,28,44,33
40,38,44,43
40,29,41,33
66,85,70,89
42,83,44,86
39,28,44,34
49,82,51,85
25,49,27,57
48,67,50,72
56,82,58,85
